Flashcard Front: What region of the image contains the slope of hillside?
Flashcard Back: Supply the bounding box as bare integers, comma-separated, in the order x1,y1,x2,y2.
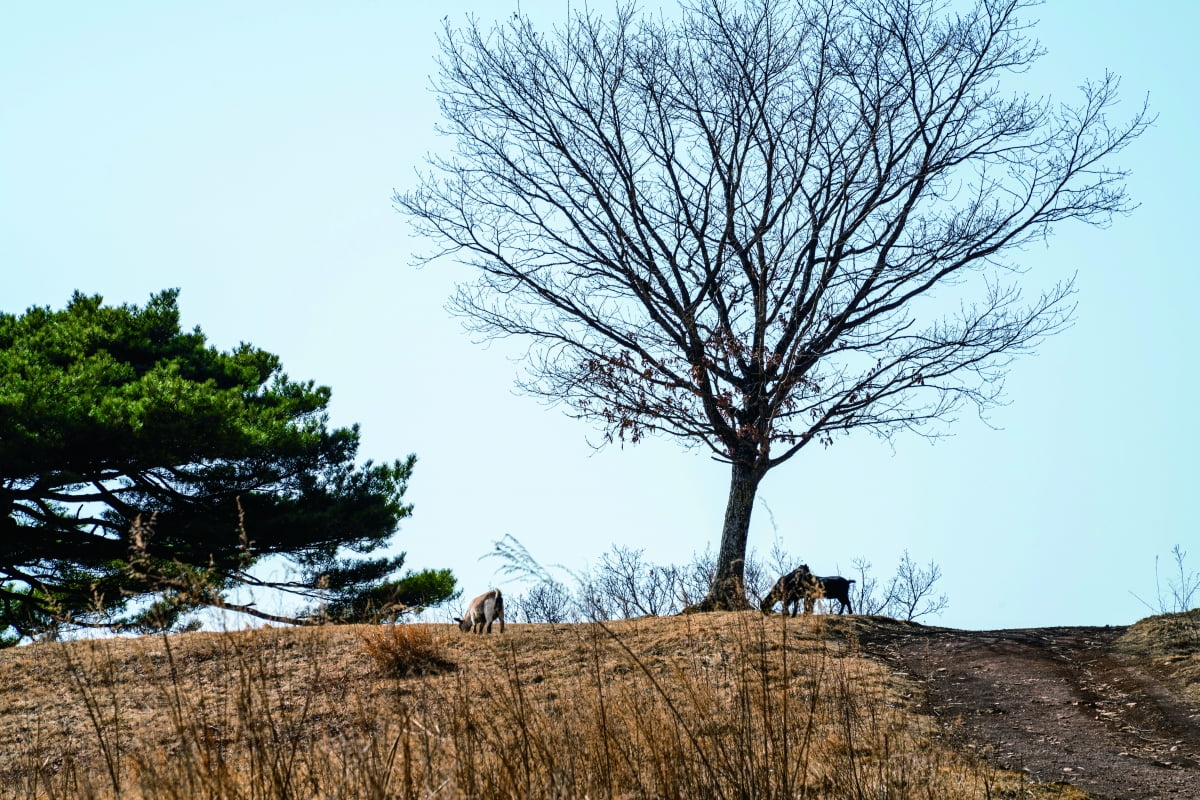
0,611,1195,799
854,611,1200,800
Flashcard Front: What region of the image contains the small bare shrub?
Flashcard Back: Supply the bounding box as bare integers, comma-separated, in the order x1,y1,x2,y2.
593,546,679,618
510,580,577,624
885,550,949,621
1133,544,1200,615
490,535,948,623
361,623,455,677
851,557,888,615
851,551,948,621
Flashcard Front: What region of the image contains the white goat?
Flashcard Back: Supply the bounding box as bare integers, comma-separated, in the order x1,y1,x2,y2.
454,588,505,634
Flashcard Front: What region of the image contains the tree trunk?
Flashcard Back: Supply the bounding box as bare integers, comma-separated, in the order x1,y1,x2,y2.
684,459,763,612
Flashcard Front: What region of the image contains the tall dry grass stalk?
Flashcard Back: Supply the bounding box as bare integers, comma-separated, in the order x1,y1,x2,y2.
1,613,1046,799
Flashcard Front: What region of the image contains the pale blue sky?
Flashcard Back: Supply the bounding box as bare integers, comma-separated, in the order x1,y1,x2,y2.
3,1,1196,630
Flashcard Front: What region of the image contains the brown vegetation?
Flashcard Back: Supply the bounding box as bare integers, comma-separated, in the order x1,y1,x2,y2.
2,612,1187,799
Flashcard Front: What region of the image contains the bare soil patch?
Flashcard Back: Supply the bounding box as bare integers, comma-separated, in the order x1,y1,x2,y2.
853,612,1200,800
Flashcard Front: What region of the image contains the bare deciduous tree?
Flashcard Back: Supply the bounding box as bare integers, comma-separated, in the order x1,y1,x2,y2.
398,0,1150,610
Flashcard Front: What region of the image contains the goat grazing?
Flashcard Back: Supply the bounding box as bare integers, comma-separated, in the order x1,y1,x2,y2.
761,565,855,615
454,588,505,633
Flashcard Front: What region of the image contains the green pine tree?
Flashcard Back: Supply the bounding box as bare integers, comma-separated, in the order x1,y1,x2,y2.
1,289,456,643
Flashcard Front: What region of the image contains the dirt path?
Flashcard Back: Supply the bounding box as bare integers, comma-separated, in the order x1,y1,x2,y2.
857,622,1200,800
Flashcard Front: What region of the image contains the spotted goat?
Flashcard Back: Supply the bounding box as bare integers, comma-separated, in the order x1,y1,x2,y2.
454,588,506,633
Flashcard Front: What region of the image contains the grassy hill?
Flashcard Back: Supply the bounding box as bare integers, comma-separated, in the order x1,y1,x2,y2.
0,612,1130,799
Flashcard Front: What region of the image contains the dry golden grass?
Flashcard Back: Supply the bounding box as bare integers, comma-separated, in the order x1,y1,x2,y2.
1117,608,1200,703
361,623,458,678
0,612,1073,799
